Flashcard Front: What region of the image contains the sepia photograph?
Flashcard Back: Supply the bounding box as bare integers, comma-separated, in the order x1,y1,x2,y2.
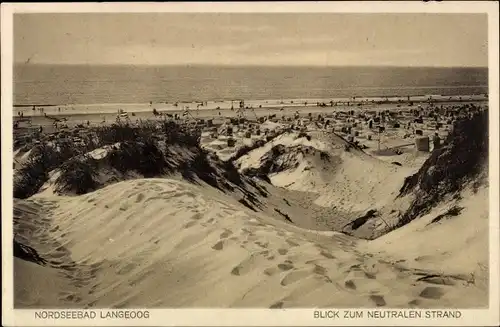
1,2,499,326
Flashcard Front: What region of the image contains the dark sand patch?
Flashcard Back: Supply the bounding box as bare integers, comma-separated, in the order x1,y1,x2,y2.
369,295,386,307
419,286,445,300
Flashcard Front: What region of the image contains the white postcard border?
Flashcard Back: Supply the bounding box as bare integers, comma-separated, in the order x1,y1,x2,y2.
1,2,499,326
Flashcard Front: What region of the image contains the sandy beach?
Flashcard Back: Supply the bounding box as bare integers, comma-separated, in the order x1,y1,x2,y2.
14,94,487,118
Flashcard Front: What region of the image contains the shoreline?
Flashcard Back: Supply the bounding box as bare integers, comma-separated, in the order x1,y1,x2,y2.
12,93,489,118
13,92,488,107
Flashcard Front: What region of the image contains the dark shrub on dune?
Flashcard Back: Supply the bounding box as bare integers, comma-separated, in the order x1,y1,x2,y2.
162,121,201,147
227,139,267,162
14,239,47,265
107,137,167,177
55,156,99,195
15,120,255,198
180,149,221,190
297,132,312,141
396,110,488,228
107,141,141,173
239,198,258,212
14,156,50,199
241,144,287,179
241,168,272,183
139,138,168,176
93,120,200,149
219,160,244,187
14,143,80,199
95,123,139,145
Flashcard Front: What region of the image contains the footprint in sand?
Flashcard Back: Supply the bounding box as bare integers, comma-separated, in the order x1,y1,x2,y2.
364,272,377,279
313,264,327,276
264,267,279,276
369,295,386,307
345,280,356,290
277,263,294,271
417,275,456,286
319,251,336,259
183,221,197,229
231,254,262,276
135,193,145,203
281,269,310,286
259,250,270,257
254,241,269,249
241,228,254,235
408,299,422,307
212,240,225,251
191,213,204,221
220,230,233,239
278,248,288,256
285,239,300,247
414,255,434,262
419,286,445,300
269,301,284,309
62,294,82,303
349,263,362,271
305,259,320,265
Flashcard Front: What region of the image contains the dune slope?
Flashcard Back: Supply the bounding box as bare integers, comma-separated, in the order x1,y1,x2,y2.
14,178,487,309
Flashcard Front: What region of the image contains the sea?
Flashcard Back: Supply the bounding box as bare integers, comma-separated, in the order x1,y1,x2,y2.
13,65,488,106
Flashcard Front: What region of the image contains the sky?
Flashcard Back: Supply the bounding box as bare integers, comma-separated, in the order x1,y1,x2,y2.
13,13,488,67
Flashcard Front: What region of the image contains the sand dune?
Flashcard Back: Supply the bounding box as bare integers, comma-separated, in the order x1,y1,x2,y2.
236,130,413,213
13,177,487,309
364,185,489,278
